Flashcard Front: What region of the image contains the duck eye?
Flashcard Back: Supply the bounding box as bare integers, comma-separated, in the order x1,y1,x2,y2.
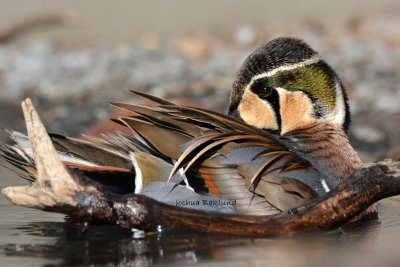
250,78,273,99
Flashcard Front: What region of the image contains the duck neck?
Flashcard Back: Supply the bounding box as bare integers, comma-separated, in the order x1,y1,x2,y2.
280,122,362,189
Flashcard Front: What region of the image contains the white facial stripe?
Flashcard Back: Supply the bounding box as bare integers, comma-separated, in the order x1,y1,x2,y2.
250,56,322,83
328,78,346,126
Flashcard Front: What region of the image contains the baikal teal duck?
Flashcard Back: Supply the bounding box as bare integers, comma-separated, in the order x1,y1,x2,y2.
1,37,400,236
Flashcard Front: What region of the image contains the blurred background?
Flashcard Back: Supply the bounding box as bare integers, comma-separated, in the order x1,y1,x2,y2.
0,0,400,160
1,1,400,266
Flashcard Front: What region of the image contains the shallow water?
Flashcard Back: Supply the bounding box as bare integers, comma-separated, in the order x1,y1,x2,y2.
1,167,400,266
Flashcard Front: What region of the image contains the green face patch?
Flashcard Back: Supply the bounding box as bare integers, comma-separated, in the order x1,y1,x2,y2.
268,61,337,111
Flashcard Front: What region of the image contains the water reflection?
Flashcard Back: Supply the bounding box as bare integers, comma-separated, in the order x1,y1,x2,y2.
2,221,254,266
1,217,397,266
1,164,400,266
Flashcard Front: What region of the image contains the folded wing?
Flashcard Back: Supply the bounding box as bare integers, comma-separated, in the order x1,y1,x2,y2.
1,91,325,215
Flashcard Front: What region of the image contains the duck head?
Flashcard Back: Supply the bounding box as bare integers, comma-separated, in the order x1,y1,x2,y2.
229,37,350,135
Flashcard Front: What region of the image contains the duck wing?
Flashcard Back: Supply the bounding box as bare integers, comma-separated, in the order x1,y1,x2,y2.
111,91,323,214
1,91,322,215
